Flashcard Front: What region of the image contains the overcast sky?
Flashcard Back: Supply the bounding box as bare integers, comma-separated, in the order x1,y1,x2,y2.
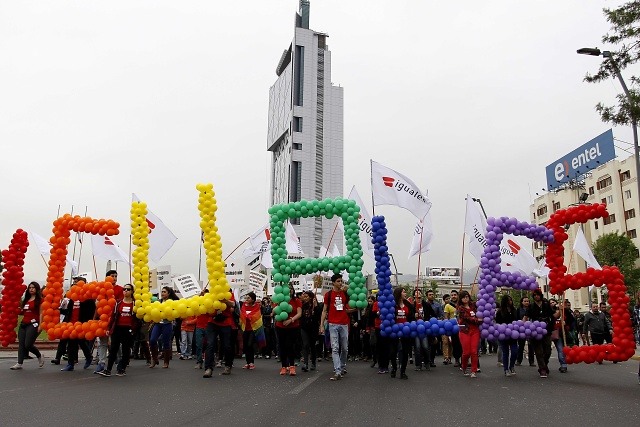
1,0,635,283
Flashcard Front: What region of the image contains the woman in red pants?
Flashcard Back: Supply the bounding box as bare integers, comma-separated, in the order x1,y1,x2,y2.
457,290,481,378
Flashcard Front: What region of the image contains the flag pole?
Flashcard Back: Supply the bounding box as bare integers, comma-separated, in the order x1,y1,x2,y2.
223,235,251,262
198,231,204,282
92,255,98,280
75,207,88,278
415,217,425,291
460,197,470,288
324,222,340,257
370,159,376,217
128,235,133,284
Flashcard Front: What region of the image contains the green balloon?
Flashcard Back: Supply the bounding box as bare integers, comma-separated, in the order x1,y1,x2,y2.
283,294,291,302
274,285,283,294
356,300,366,309
274,306,282,315
358,293,366,301
273,273,283,282
279,301,289,310
284,304,292,313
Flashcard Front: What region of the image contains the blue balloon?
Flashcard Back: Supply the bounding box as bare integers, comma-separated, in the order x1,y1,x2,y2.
430,324,439,333
417,324,425,334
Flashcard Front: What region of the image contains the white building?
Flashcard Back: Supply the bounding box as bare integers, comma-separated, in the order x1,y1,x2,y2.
530,154,640,309
266,0,344,258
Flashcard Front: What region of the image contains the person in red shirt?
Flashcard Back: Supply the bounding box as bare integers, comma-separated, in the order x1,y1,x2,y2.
194,290,211,369
320,274,355,381
60,296,96,372
276,283,302,376
203,292,236,378
457,290,482,378
11,282,44,370
99,284,136,377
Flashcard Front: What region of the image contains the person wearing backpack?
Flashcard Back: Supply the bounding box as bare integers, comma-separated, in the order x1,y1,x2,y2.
320,274,355,381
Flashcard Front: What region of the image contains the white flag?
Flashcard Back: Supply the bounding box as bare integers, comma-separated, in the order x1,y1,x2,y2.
502,238,538,275
331,244,341,258
409,212,434,258
533,259,550,278
132,194,177,263
344,186,375,259
28,230,78,275
573,228,602,269
371,160,432,220
285,221,303,254
464,196,488,264
242,224,271,258
91,234,130,264
319,245,329,258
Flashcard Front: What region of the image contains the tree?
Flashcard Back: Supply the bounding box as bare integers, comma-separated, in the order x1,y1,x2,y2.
584,1,640,125
591,232,640,299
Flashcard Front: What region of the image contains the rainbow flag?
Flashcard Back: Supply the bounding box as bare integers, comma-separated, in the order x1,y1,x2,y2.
240,303,266,349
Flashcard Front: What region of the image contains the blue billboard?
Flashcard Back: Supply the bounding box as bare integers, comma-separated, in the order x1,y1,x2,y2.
545,129,615,190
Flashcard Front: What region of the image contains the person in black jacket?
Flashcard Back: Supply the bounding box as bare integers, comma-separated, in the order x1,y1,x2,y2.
516,296,535,367
524,289,559,378
60,298,96,372
300,291,321,372
496,295,518,376
390,288,415,380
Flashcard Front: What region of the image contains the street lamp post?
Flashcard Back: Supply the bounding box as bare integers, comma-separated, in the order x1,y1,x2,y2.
577,47,640,212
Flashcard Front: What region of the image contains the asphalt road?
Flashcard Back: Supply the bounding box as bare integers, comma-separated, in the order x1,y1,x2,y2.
0,351,638,427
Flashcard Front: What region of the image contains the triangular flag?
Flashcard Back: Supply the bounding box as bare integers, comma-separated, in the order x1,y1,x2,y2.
343,186,375,259
28,230,78,275
91,234,130,264
285,221,304,254
464,196,488,264
573,228,602,269
409,212,434,258
132,194,177,262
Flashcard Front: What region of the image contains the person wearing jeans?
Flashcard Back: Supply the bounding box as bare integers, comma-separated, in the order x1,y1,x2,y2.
180,316,196,360
11,282,44,370
320,274,354,381
202,293,236,378
496,295,518,376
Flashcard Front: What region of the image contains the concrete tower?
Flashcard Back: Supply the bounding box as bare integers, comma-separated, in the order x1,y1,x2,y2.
267,0,344,257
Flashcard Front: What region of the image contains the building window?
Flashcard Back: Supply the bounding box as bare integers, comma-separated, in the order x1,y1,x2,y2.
294,45,304,106
621,170,631,181
552,201,561,212
601,198,607,205
293,116,303,132
627,229,637,239
536,205,547,216
588,186,595,195
603,214,616,225
607,195,613,204
625,209,636,220
290,161,302,203
625,189,632,199
594,221,598,230
596,176,612,190
293,143,302,150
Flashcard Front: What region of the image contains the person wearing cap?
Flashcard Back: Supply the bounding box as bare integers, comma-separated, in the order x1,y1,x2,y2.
524,289,559,378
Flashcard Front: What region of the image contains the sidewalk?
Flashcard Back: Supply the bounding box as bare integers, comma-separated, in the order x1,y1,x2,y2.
0,340,59,359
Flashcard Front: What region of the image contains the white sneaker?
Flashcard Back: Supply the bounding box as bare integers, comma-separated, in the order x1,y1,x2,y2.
10,363,23,370
470,372,477,378
38,357,45,368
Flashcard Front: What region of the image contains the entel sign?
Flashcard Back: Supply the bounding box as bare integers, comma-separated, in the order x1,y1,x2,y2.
545,129,615,190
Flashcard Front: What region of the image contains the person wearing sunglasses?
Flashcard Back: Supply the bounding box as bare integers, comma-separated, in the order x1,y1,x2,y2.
99,285,136,377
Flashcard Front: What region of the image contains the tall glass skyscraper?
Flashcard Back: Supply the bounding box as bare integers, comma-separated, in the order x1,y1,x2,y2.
267,1,344,257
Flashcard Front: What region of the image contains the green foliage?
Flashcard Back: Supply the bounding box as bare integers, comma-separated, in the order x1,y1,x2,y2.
584,1,640,125
591,231,640,298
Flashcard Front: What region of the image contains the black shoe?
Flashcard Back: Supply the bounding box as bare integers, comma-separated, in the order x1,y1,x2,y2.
98,370,111,377
370,362,377,368
559,367,567,373
390,370,396,378
51,359,60,365
301,365,309,372
429,362,436,368
400,373,409,380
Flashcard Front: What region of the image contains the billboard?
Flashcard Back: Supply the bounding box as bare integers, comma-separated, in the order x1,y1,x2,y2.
545,129,615,190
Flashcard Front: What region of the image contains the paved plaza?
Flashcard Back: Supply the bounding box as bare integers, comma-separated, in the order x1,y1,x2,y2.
0,349,638,426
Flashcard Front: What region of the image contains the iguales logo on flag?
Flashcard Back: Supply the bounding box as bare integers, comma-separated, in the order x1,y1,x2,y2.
382,177,395,188
104,237,114,246
146,218,156,232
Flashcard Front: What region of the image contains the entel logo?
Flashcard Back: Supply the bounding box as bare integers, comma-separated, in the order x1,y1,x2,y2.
146,218,156,233
382,177,395,187
554,143,603,181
